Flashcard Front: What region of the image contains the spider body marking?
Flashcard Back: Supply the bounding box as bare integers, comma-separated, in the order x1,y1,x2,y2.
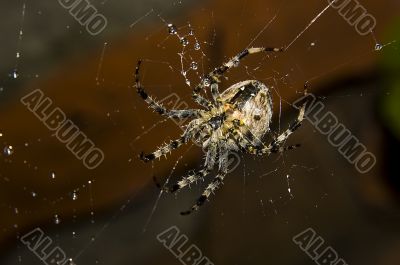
135,46,306,215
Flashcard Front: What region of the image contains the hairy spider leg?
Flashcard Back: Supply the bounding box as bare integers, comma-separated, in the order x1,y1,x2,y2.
193,47,284,95
140,119,203,162
140,137,187,162
229,116,301,155
135,60,201,119
181,143,229,215
192,93,214,110
156,141,218,193
261,103,306,154
210,83,221,107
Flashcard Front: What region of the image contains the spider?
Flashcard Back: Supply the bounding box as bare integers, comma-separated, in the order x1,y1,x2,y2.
135,46,306,215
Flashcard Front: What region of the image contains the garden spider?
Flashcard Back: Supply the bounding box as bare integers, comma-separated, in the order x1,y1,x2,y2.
135,46,306,215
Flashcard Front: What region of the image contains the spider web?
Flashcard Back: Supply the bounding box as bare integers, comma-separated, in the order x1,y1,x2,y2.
0,0,398,264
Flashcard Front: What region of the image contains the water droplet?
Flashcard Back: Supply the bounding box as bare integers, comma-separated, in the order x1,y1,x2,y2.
14,208,19,214
90,236,96,242
167,24,177,35
310,42,316,47
54,214,61,224
180,37,189,47
31,191,37,197
202,77,211,87
72,231,76,238
190,62,198,70
189,29,195,35
67,258,76,265
11,70,19,79
194,42,201,50
375,43,383,51
71,191,78,201
3,145,14,156
50,172,56,179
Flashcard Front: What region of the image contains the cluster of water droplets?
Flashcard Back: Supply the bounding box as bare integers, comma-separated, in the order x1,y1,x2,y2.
54,214,61,225
166,23,204,87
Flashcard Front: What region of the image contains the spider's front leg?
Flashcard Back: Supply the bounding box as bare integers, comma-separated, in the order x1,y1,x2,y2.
192,93,214,110
181,143,229,215
140,136,186,162
210,83,221,107
193,46,284,95
135,60,201,119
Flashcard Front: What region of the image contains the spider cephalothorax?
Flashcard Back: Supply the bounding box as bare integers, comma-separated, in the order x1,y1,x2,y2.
135,47,305,215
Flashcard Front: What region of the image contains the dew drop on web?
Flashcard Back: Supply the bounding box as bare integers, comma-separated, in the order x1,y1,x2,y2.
190,62,198,70
375,43,383,51
3,145,14,156
167,24,177,35
54,214,61,224
180,37,189,47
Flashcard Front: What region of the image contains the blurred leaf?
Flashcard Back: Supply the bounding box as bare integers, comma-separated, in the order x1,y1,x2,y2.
380,19,400,138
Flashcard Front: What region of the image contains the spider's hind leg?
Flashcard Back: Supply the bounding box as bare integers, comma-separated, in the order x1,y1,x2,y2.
180,169,227,215
260,103,306,155
155,142,218,193
181,143,228,215
156,168,211,193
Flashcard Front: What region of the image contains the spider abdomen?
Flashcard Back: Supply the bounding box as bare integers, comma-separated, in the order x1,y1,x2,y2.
221,80,273,139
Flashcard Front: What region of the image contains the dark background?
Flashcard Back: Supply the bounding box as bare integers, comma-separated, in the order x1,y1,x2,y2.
0,0,400,264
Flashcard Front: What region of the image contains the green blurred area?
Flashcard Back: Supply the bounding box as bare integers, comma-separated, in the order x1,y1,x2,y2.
381,19,400,138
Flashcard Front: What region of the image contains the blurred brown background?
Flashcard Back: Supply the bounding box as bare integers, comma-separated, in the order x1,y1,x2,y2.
0,0,400,264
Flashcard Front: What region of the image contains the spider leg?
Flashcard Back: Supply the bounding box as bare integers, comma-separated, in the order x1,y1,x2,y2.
135,60,201,119
140,119,203,162
231,128,301,156
192,93,214,110
140,136,187,162
154,169,210,193
234,129,265,155
194,46,283,94
260,103,306,155
210,83,221,106
271,144,301,153
158,142,217,193
231,114,303,155
181,143,229,215
228,119,262,153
